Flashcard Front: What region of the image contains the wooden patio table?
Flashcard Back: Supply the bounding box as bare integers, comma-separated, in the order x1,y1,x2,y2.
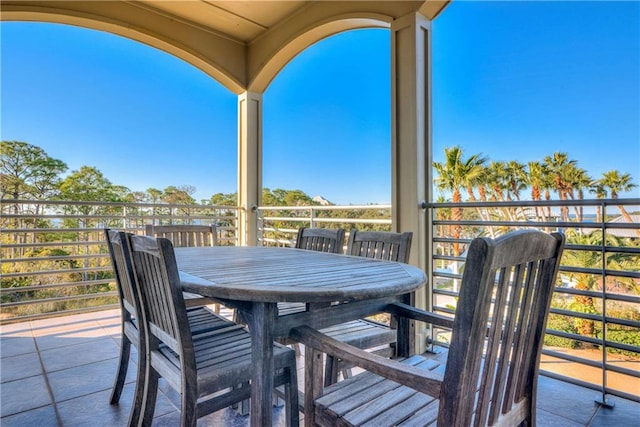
174,246,427,426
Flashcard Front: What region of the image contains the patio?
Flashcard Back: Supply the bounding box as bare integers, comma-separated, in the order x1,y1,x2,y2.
1,308,638,426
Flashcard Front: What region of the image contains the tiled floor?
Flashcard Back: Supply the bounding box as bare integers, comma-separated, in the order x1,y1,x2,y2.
1,309,638,426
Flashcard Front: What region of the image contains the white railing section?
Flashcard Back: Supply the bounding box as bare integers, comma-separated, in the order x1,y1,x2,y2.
1,199,238,322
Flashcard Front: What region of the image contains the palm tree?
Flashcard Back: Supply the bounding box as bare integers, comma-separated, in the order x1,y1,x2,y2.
598,170,639,238
589,181,608,223
486,161,508,202
527,161,549,222
505,160,527,201
433,146,486,256
504,160,528,221
565,165,592,222
544,152,576,222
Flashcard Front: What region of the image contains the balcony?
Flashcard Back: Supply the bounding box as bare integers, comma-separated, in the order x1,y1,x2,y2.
1,198,639,425
2,309,638,426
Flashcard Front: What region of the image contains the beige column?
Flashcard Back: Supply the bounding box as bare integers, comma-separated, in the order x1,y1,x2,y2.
391,12,433,352
237,91,262,246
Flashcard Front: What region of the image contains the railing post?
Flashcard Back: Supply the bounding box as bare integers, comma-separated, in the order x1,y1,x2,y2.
310,207,316,228
596,202,615,408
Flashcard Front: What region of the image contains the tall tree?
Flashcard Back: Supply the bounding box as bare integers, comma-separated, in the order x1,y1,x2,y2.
1,140,68,202
598,170,639,237
589,181,608,223
544,152,576,222
486,161,509,202
564,166,591,222
433,146,486,256
210,192,237,206
505,160,527,201
527,161,548,222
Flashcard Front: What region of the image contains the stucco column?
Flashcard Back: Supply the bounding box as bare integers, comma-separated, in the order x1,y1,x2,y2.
237,91,262,246
391,12,433,352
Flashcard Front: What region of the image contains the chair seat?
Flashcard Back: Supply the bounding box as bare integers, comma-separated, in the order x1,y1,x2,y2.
185,306,231,333
156,316,296,399
320,319,395,349
314,355,444,427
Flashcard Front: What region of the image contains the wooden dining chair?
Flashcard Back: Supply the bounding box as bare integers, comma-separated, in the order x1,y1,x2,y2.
291,229,565,426
320,229,413,385
346,229,413,262
145,224,220,311
145,224,217,247
128,234,299,427
104,229,232,426
295,227,346,253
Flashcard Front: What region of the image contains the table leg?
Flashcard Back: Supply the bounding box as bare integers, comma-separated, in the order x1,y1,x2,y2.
247,302,277,426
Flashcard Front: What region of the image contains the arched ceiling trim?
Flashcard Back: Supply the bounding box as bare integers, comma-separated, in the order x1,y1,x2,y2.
248,14,390,93
1,1,247,93
2,1,450,95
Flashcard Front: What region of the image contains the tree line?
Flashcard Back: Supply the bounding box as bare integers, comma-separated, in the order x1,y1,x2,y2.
2,140,637,209
0,140,324,208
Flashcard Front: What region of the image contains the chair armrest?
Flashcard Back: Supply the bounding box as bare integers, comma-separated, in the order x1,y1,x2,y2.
386,302,454,329
289,325,443,398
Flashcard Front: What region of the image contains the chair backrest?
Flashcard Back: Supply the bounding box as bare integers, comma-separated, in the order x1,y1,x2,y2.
439,229,565,426
295,227,346,254
105,229,139,320
129,234,192,357
145,224,217,247
346,229,412,263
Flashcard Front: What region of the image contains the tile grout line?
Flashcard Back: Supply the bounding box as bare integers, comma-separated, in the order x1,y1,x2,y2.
30,320,65,426
585,401,604,427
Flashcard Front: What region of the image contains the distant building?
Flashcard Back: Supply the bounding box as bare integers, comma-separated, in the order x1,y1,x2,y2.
585,214,640,239
312,195,332,206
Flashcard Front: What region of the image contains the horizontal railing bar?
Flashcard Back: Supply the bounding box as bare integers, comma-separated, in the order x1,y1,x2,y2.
0,304,120,324
2,266,112,278
566,244,640,255
604,363,640,379
432,271,461,280
1,198,237,210
542,348,604,369
433,219,639,230
3,254,109,263
0,241,106,249
261,216,390,225
1,291,118,307
549,309,607,324
425,198,640,208
1,279,115,293
551,286,640,304
258,204,392,211
432,288,459,298
559,265,640,279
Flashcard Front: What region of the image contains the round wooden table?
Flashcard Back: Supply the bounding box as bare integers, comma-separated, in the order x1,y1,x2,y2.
176,246,427,426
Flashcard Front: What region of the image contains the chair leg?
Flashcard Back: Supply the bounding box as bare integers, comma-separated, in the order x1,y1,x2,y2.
141,368,159,427
284,360,299,427
128,346,147,427
180,385,198,427
109,335,131,404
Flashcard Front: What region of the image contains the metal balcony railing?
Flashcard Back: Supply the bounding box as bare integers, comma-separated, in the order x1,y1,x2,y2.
1,199,239,322
1,197,638,405
426,198,640,406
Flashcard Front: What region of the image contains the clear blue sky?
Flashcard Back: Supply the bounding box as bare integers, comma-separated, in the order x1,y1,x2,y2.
2,1,639,204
